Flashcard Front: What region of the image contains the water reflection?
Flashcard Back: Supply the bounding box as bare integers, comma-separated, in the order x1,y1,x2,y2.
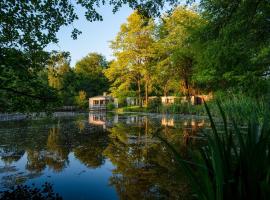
0,113,206,199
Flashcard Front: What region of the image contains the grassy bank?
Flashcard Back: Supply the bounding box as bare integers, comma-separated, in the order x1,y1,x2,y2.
115,93,267,120
116,104,206,115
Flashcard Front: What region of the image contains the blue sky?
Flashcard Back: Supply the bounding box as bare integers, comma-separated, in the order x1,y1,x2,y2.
46,5,133,67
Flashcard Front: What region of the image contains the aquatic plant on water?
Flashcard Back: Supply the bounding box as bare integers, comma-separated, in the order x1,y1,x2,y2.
0,182,62,200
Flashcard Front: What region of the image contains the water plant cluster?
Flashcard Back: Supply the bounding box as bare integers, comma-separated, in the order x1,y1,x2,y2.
158,101,270,199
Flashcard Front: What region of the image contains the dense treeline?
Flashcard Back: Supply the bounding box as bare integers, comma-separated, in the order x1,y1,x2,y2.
1,0,269,112
0,49,109,112
106,4,270,105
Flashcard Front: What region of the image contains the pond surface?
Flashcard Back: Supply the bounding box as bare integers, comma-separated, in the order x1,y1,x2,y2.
0,112,207,200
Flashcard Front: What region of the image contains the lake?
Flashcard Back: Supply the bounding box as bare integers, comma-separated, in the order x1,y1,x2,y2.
0,112,207,200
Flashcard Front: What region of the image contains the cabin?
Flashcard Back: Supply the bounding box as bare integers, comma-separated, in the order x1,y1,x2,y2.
191,93,213,105
161,96,185,104
89,93,118,110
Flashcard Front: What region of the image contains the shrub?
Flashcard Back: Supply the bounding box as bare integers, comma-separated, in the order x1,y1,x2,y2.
106,102,115,111
75,90,87,109
147,97,161,112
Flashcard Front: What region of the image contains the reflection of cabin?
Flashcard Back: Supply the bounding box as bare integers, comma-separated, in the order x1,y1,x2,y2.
126,97,140,106
88,113,106,125
89,93,118,110
88,113,119,130
161,117,175,127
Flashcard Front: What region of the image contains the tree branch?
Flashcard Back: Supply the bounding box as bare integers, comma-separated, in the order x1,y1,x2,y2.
0,87,57,101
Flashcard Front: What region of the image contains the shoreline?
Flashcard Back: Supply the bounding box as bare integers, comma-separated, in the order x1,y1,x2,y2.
0,110,208,122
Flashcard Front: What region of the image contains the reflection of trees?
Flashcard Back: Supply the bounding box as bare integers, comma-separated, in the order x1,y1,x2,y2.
75,116,86,133
0,114,206,199
26,123,70,173
0,117,111,174
104,117,193,200
73,130,109,168
26,150,46,173
0,149,25,164
45,125,69,172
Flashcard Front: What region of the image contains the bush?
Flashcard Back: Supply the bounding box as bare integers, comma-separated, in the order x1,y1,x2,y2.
120,106,147,113
106,102,115,111
160,103,205,115
147,97,161,112
75,90,87,109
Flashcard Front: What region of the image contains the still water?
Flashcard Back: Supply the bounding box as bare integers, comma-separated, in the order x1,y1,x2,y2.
0,112,207,200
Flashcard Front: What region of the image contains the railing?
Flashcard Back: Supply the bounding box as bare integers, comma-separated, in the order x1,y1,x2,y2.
89,105,107,110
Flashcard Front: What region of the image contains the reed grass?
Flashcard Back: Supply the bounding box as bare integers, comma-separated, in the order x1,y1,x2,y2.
156,100,270,200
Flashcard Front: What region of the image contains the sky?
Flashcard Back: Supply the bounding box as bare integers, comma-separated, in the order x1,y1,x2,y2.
46,5,133,67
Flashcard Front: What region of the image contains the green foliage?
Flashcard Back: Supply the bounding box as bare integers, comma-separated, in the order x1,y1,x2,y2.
118,106,148,113
2,0,270,112
75,53,109,97
207,92,267,122
1,0,176,112
161,103,205,115
193,0,270,95
106,102,115,111
147,97,161,112
75,90,87,109
0,182,62,200
105,11,155,102
0,48,59,112
157,102,270,200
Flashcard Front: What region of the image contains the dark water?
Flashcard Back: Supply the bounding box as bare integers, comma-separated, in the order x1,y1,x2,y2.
0,112,207,200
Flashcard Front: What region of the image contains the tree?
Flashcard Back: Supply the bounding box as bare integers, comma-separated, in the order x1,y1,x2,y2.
0,49,59,112
194,0,270,96
154,7,204,97
47,52,71,90
0,0,180,112
75,53,109,97
105,11,155,106
75,90,87,109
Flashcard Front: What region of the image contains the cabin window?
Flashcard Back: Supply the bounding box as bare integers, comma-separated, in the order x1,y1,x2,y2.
100,100,105,105
93,100,99,105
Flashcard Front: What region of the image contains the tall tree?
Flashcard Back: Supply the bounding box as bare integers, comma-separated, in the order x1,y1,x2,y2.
0,0,179,112
105,11,155,105
75,53,109,97
155,7,204,97
194,0,270,96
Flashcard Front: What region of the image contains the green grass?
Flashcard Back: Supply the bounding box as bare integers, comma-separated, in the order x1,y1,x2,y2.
116,104,205,115
116,106,148,113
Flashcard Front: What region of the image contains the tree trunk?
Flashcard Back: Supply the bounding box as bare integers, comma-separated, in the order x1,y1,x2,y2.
145,81,148,107
184,78,189,97
138,80,142,107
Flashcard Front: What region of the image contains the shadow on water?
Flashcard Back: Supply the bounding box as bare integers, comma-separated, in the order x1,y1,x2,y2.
0,112,207,200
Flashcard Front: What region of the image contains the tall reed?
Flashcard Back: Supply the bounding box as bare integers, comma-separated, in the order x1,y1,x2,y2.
156,101,270,200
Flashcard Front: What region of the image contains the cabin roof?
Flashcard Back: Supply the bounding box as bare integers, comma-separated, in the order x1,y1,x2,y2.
89,95,112,100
